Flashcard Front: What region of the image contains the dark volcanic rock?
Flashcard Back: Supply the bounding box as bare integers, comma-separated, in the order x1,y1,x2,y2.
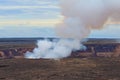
0,58,120,80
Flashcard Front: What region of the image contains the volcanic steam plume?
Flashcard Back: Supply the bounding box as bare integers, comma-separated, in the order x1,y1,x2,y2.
25,0,120,59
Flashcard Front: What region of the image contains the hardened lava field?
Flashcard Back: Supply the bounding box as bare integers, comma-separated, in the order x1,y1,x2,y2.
0,58,120,80
0,38,120,80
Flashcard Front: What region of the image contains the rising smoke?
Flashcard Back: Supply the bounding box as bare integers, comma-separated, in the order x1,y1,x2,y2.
56,0,120,39
25,39,83,59
25,0,120,59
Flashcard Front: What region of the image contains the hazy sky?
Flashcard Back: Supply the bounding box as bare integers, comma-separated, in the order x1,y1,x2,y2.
0,0,120,38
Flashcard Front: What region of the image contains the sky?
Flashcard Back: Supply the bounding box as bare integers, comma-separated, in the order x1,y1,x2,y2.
0,0,120,38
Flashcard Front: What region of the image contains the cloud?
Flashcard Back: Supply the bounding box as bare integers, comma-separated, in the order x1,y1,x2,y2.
0,0,59,38
0,19,62,27
89,24,120,38
0,26,56,38
0,0,61,27
0,0,59,6
0,5,59,10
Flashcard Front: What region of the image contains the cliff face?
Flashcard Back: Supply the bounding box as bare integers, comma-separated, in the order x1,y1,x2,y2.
113,45,120,57
0,48,34,59
0,38,120,59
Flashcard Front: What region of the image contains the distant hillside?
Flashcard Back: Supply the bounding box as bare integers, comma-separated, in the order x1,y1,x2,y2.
0,38,119,44
84,38,120,44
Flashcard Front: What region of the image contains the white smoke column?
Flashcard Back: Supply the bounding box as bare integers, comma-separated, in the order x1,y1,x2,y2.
56,0,120,39
25,39,81,59
25,0,120,59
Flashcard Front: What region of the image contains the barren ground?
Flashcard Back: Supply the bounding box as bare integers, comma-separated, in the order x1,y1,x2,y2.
0,57,120,80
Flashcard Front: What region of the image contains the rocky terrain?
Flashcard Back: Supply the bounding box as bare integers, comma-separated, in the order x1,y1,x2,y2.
0,38,120,80
0,38,120,59
0,57,120,80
